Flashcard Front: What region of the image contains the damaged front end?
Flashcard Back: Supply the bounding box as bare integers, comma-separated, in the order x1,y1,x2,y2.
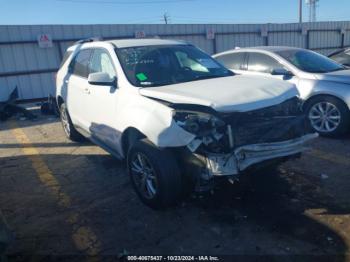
171,97,317,191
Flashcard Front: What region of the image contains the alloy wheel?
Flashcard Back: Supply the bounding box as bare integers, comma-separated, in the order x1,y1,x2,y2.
308,102,341,133
60,107,71,136
130,152,158,199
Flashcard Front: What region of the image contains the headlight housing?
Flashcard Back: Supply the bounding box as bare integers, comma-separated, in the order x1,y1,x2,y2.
173,110,225,135
173,110,229,153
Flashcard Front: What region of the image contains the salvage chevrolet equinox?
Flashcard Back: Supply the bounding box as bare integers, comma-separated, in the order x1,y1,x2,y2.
56,38,317,209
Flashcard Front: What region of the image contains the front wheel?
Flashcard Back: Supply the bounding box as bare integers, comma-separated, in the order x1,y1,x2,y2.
127,139,182,209
305,96,350,137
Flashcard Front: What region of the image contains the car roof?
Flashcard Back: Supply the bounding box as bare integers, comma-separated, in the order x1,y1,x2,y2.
214,46,305,56
235,46,304,52
107,38,188,48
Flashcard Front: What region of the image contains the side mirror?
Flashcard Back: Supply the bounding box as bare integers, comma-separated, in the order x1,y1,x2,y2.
88,72,117,87
271,68,293,76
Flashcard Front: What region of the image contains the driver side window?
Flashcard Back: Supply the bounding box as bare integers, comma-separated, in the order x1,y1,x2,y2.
90,49,116,78
247,52,283,73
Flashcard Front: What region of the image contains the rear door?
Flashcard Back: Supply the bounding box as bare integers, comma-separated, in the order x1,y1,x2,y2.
66,48,93,131
86,48,120,148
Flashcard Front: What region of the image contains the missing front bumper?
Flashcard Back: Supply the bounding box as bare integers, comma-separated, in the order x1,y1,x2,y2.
204,133,318,176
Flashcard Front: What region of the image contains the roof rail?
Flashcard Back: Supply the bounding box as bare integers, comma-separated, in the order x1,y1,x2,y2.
74,37,103,45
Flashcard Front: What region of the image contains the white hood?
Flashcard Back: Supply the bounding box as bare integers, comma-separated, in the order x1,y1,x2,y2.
139,75,299,113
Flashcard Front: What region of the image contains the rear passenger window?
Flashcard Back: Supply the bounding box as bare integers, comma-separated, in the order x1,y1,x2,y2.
247,52,282,73
215,52,246,70
70,49,92,78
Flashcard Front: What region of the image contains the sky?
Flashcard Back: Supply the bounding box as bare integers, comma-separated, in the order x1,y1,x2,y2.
0,0,349,25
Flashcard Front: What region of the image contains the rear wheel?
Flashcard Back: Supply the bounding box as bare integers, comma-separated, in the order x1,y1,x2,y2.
127,139,182,209
59,103,85,142
305,96,350,137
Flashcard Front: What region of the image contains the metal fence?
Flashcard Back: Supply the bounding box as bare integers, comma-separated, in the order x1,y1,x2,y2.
1,21,350,101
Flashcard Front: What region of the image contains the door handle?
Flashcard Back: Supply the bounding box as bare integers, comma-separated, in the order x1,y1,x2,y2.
84,88,90,94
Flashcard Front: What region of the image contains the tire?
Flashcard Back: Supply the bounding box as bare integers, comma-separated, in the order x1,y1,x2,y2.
59,103,85,142
305,96,350,137
127,138,182,209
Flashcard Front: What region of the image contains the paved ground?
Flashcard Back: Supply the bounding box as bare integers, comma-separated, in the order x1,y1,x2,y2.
1,108,350,261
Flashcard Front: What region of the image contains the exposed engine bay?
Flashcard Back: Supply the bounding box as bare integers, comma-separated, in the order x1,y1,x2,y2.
172,97,310,155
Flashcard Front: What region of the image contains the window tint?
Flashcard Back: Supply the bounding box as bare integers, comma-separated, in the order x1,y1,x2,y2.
90,49,116,78
59,51,72,68
248,52,282,73
71,49,92,78
215,52,246,70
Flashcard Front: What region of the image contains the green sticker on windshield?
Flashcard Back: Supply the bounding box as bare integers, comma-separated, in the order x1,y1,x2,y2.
136,73,148,81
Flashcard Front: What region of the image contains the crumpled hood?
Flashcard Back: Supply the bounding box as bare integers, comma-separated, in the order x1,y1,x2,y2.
315,69,350,85
139,75,299,113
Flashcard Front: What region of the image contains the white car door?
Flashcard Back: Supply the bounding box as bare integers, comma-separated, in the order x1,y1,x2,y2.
86,48,120,149
65,48,93,131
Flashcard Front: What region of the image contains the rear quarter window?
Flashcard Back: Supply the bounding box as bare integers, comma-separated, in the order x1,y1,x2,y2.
215,52,246,70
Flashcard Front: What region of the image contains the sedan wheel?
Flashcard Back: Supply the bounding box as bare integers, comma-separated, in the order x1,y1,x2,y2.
305,96,350,137
308,101,341,133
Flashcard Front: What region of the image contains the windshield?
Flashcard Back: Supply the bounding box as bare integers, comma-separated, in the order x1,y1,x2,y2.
277,49,345,73
116,45,233,87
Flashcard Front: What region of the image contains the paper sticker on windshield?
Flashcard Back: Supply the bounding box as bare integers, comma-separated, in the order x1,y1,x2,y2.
136,73,148,81
198,58,221,69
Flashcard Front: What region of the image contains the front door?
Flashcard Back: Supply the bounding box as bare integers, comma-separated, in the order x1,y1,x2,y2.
86,48,120,149
245,52,300,88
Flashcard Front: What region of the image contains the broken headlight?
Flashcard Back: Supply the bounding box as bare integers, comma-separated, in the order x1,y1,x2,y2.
173,110,229,153
173,110,225,135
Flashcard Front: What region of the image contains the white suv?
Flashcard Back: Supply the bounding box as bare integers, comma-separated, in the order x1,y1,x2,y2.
56,38,316,209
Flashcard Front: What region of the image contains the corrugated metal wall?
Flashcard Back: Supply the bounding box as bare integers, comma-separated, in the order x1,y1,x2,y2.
1,21,350,101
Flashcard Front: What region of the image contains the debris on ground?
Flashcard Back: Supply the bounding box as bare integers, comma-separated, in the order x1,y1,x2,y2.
40,94,59,116
0,87,36,121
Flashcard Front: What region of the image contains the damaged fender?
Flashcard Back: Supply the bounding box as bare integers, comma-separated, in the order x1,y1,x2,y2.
115,90,195,155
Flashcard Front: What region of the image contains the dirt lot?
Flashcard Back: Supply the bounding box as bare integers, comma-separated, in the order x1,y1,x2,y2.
1,107,350,261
